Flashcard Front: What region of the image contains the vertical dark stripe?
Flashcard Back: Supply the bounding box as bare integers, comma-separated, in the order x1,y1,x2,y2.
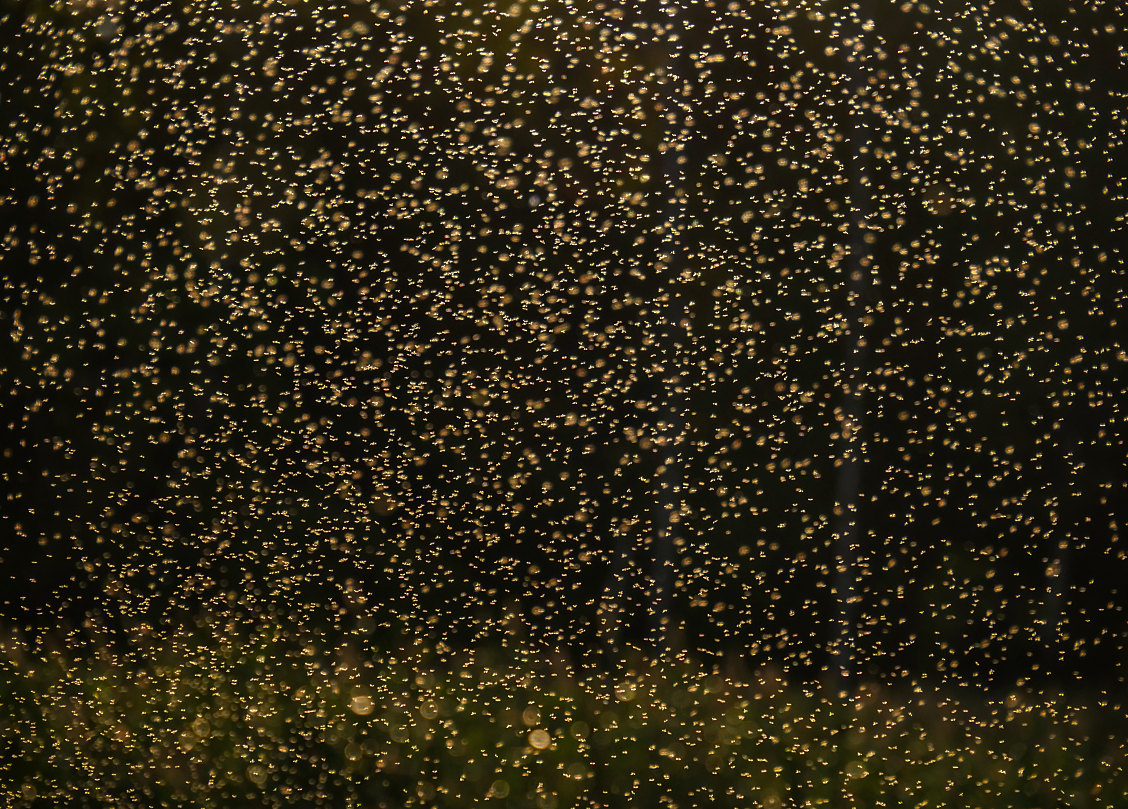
832,2,874,685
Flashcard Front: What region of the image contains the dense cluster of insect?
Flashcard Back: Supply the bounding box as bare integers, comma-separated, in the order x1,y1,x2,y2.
1,0,1126,800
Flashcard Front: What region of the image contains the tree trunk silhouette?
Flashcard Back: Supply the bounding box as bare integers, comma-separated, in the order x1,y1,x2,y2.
831,0,875,686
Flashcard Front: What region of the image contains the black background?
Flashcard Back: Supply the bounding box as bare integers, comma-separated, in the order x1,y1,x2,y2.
2,0,1126,686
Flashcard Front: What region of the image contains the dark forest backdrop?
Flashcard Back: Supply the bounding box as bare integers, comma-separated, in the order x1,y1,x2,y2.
2,0,1127,686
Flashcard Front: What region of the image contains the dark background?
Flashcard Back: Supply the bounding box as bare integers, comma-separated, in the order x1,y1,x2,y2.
2,0,1126,686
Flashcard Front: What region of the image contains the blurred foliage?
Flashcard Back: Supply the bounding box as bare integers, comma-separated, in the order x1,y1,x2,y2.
1,623,1125,807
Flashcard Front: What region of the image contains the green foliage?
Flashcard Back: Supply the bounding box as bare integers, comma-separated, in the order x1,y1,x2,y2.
1,624,1123,808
